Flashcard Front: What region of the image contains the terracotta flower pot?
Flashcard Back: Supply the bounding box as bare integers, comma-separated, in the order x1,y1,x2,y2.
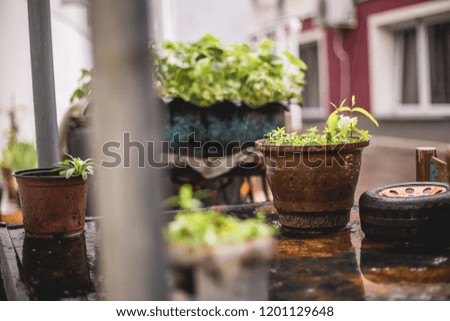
14,168,87,239
256,140,369,235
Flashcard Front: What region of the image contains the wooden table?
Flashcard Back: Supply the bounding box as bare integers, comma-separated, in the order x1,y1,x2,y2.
0,219,98,300
1,204,450,300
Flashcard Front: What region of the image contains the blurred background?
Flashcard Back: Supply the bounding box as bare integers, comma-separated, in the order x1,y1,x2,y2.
0,0,449,201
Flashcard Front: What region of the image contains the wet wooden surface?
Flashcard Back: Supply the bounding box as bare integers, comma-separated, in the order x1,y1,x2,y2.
1,204,450,300
0,219,99,300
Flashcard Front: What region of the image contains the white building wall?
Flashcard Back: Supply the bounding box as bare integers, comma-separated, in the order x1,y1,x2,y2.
0,0,92,150
173,0,253,43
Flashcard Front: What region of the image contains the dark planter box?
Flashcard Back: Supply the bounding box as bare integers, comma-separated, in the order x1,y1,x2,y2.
164,98,286,157
67,99,286,158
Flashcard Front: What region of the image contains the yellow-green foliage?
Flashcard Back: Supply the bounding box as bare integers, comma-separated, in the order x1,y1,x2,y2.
265,95,379,146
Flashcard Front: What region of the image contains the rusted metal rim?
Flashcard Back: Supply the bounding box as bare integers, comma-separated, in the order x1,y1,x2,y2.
255,139,369,154
379,185,448,198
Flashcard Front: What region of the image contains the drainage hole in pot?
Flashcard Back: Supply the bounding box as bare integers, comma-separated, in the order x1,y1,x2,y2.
389,190,398,195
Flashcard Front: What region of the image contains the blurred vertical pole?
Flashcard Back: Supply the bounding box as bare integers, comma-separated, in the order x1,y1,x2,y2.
27,0,59,167
89,0,167,300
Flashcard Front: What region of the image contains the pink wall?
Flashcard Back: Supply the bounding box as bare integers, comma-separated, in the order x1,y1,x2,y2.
302,0,426,112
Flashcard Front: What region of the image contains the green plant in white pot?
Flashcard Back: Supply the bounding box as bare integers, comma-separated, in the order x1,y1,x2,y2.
165,184,276,300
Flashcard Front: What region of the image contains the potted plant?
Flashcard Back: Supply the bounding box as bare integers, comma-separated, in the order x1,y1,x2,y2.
0,110,38,202
153,34,306,156
165,184,276,300
65,35,307,158
256,96,379,236
13,155,94,239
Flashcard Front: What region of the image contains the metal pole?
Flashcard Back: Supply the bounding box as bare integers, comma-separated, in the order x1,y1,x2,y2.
27,0,59,167
90,0,167,300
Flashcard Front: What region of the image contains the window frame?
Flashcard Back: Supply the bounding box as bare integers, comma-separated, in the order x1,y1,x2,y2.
298,28,329,120
368,1,450,119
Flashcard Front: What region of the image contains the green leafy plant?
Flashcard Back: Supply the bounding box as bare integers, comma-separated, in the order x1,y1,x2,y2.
54,154,94,181
164,184,275,248
0,109,38,171
164,184,209,210
70,68,92,104
153,34,307,107
0,141,38,171
265,95,379,146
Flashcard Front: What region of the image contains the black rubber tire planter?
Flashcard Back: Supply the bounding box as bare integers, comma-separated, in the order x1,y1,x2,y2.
359,182,450,244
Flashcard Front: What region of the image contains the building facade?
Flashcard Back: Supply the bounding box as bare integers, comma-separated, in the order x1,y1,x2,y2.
250,0,450,120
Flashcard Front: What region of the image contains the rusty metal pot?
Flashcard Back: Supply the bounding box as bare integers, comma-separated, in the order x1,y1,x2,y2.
14,168,87,239
256,140,369,235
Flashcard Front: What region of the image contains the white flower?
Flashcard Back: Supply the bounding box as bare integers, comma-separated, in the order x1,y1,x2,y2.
338,116,357,129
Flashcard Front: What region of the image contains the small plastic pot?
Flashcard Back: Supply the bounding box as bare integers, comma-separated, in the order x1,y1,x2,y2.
14,168,87,239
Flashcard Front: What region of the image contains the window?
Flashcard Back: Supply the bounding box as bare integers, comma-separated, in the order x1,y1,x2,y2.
428,21,450,104
395,19,450,108
299,42,320,108
396,28,418,105
369,1,450,118
298,29,328,119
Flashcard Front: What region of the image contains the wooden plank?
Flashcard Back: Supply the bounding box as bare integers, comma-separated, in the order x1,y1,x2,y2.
416,147,437,181
0,223,29,300
0,219,100,301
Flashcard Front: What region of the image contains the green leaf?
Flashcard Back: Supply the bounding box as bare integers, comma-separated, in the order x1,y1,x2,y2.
65,168,74,179
283,51,307,70
53,154,95,181
259,39,274,52
329,106,351,117
326,113,339,132
352,107,379,127
153,35,307,106
263,95,379,146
